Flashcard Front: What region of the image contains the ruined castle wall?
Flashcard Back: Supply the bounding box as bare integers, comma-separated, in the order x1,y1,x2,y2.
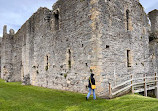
1,15,34,82
30,0,150,96
18,8,51,84
149,10,158,37
0,0,154,97
149,40,158,75
12,27,25,82
0,8,51,82
129,1,150,76
25,8,52,85
98,0,150,95
1,25,22,82
1,26,14,81
148,10,158,75
30,0,94,94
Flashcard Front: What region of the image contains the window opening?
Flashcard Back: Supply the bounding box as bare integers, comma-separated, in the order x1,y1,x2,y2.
68,49,71,69
126,10,129,31
54,10,59,30
127,50,132,67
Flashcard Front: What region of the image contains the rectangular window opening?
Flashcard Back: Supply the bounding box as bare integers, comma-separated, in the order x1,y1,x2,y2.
45,55,49,71
68,49,71,69
127,50,132,67
54,11,59,30
126,10,129,31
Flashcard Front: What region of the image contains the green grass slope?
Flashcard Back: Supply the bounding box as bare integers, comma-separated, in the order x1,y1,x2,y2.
0,79,158,111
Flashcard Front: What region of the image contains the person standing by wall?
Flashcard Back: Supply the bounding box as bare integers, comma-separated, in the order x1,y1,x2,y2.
86,70,96,100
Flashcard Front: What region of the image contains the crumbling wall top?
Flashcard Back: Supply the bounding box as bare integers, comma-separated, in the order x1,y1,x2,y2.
3,25,7,36
2,25,15,37
148,9,158,16
9,29,15,35
15,7,51,37
148,9,158,41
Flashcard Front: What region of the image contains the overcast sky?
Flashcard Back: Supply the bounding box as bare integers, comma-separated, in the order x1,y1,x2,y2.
0,0,158,37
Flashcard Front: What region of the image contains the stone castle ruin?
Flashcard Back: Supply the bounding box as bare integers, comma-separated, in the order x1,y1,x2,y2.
0,0,158,97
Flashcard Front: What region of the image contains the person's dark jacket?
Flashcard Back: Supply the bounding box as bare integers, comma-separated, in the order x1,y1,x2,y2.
88,73,95,89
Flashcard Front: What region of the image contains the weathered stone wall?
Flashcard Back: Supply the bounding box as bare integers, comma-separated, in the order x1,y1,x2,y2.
1,26,23,82
149,40,158,75
1,26,14,82
98,0,150,95
11,29,22,82
149,10,158,75
31,0,93,94
149,10,158,39
23,8,52,85
27,0,151,96
0,0,157,97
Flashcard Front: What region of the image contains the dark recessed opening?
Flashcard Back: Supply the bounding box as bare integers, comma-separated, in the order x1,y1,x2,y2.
127,50,132,67
60,65,63,68
45,55,49,71
106,45,110,48
85,63,88,67
68,49,71,69
126,9,129,31
54,10,59,30
46,56,48,66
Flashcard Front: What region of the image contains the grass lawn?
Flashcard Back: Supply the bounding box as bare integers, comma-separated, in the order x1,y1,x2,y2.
0,79,158,111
